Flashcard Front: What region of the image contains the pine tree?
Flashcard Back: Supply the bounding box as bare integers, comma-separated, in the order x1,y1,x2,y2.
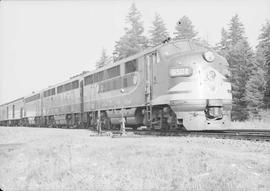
114,3,148,60
149,13,169,46
216,28,229,56
96,48,110,69
257,21,270,109
227,40,254,120
174,16,197,40
244,21,270,119
245,57,267,119
218,14,255,121
228,15,245,45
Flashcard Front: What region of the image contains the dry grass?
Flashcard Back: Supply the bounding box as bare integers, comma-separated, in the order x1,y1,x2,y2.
231,120,270,130
230,109,270,130
0,127,270,191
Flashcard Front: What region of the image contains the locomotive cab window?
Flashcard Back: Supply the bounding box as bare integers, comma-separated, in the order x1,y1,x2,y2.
125,59,138,74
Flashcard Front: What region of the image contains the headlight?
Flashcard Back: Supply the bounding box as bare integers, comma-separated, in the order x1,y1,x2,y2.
170,67,193,77
203,51,215,62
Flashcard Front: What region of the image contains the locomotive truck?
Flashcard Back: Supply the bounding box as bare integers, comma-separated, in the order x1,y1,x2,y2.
0,39,232,130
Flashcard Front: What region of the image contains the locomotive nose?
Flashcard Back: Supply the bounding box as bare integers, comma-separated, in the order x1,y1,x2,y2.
167,51,232,130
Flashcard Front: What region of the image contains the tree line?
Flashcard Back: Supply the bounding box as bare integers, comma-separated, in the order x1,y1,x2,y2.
95,3,270,121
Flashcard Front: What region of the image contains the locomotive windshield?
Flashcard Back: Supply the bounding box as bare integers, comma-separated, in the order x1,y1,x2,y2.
160,41,192,58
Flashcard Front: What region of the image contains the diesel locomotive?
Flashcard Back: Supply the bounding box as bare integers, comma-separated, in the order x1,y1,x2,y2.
0,39,232,130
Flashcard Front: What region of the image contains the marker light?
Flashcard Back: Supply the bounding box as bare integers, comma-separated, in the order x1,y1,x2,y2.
203,51,215,62
207,70,216,81
170,67,193,77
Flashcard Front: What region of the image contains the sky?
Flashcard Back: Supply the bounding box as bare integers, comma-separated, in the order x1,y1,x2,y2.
0,0,269,104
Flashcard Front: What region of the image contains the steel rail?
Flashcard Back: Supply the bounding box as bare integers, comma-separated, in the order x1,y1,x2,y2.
129,129,270,142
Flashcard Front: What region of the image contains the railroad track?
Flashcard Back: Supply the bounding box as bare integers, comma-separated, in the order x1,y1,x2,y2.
88,125,270,141
5,126,270,142
131,129,270,142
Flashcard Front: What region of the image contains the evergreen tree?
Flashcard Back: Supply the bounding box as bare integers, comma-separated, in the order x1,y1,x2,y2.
244,21,270,119
149,13,169,46
174,16,197,40
257,21,270,109
218,14,255,121
114,3,148,60
245,55,267,119
216,28,229,55
228,15,245,45
96,48,110,69
227,40,254,120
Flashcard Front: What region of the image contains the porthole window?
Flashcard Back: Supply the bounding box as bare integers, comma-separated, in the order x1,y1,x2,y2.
125,60,138,74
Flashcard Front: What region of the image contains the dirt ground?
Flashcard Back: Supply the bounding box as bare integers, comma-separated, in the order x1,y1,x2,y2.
0,127,270,191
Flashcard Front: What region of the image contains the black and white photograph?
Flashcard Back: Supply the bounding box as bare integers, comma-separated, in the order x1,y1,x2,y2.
0,0,270,190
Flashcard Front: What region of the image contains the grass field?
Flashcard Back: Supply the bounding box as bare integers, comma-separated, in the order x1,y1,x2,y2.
0,126,270,191
230,120,270,130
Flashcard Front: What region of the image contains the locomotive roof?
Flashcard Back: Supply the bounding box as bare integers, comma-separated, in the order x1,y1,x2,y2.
77,39,202,77
0,97,24,107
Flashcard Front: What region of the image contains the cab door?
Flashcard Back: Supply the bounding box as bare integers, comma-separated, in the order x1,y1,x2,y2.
144,52,158,103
